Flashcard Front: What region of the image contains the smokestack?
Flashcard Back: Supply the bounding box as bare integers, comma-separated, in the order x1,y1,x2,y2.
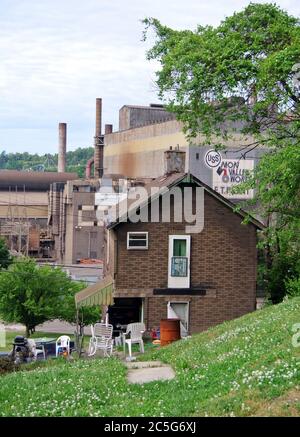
94,98,103,178
105,124,113,134
58,123,67,173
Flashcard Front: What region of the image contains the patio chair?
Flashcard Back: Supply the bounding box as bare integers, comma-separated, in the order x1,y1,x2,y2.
88,323,113,357
27,339,46,361
114,333,123,347
123,322,145,358
55,335,71,357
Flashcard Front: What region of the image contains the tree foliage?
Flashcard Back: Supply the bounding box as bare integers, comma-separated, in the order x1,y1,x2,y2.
0,147,94,178
0,238,12,269
143,3,300,302
57,289,100,337
143,3,300,144
0,258,99,336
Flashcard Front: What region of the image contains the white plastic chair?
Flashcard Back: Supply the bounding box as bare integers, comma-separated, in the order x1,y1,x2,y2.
55,335,70,357
27,339,46,361
114,333,123,347
88,323,113,357
123,322,145,358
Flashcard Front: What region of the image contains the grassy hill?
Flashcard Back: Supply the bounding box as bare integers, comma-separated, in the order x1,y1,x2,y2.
0,297,299,416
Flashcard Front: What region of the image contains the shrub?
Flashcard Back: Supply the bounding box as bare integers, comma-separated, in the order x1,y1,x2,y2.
286,277,300,297
0,357,19,375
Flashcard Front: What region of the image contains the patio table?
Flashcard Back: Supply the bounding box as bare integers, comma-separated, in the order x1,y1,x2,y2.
34,338,56,358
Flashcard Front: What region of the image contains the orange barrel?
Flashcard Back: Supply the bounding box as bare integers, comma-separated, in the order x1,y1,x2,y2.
160,318,181,346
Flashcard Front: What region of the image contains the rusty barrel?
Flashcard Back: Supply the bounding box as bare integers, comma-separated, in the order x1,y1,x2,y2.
160,318,181,346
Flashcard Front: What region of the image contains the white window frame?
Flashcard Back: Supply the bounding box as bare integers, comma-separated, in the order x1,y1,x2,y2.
168,235,191,288
140,299,144,323
127,232,149,250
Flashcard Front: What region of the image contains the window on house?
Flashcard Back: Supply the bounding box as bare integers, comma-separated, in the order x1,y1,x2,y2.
173,239,186,256
171,239,188,276
168,236,191,285
171,257,188,276
127,232,148,250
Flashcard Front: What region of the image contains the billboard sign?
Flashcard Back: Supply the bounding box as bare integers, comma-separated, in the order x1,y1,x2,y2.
212,159,254,199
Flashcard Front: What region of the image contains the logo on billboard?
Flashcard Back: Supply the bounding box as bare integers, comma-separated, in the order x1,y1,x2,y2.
205,150,222,168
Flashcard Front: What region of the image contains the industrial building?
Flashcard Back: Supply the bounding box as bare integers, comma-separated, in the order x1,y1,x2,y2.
0,169,77,257
52,99,264,266
47,99,109,264
1,97,266,276
0,94,268,331
104,103,266,201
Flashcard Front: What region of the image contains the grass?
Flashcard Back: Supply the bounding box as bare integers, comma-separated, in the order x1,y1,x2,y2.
0,297,299,416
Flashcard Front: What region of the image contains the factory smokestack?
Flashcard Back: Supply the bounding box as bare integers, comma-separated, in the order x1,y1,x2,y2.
58,123,67,173
94,98,103,178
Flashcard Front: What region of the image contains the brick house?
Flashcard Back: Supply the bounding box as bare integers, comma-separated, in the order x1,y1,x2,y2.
102,160,263,336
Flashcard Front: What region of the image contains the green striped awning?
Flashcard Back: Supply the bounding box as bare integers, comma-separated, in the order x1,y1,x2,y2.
75,275,114,308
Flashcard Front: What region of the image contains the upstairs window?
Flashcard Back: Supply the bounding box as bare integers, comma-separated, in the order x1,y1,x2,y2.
168,235,191,288
171,239,188,277
173,239,187,257
127,232,148,250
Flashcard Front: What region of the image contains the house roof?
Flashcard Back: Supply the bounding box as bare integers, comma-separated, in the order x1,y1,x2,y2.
107,172,264,230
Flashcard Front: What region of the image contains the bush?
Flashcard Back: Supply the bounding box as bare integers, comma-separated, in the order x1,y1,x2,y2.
286,277,300,297
0,357,19,375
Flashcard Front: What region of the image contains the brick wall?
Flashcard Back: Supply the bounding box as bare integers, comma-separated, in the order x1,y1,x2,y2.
105,187,258,334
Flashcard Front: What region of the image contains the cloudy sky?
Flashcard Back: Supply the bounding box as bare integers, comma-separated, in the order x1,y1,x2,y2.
0,0,299,154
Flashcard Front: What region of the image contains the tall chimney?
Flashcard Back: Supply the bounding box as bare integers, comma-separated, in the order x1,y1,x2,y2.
105,124,113,134
58,123,67,173
164,148,186,175
94,98,103,178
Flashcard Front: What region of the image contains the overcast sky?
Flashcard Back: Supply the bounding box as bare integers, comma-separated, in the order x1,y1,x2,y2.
0,0,299,154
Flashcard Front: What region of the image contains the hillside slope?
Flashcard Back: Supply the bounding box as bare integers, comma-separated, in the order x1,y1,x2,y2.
0,297,299,416
145,296,300,416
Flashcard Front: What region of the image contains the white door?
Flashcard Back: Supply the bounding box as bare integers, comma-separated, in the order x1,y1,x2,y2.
168,235,191,288
167,302,189,337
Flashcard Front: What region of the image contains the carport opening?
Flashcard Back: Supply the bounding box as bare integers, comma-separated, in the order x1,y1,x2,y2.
108,298,143,334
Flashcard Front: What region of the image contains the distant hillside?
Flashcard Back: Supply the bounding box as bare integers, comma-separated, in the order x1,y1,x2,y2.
0,148,94,178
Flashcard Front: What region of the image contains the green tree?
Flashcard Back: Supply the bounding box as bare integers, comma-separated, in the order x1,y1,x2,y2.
0,258,83,336
57,288,101,356
57,285,101,337
0,147,94,175
143,3,300,144
143,3,300,302
0,238,12,269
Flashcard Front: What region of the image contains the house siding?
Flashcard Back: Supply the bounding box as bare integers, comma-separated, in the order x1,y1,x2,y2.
105,188,257,334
